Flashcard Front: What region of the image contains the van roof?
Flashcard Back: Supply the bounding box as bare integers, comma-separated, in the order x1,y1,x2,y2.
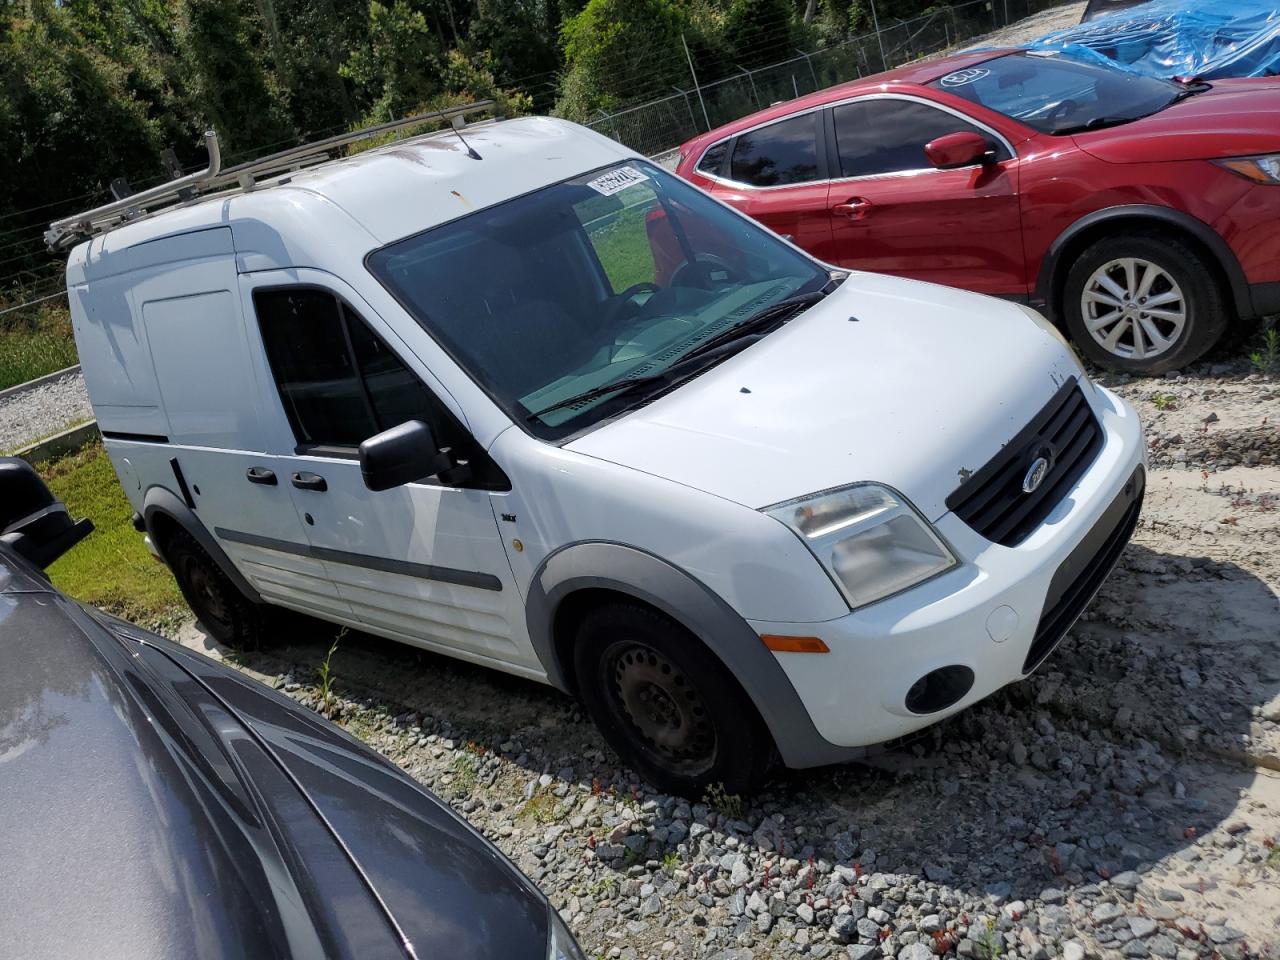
66,115,633,260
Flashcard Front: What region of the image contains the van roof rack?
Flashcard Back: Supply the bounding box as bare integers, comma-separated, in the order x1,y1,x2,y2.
45,100,495,251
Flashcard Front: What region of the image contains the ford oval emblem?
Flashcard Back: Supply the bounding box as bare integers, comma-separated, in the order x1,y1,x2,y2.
1022,457,1050,494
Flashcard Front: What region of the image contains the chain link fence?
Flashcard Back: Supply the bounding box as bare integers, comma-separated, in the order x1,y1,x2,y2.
589,0,1071,161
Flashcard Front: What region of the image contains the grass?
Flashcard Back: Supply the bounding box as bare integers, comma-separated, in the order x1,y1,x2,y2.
450,750,480,792
520,787,562,824
1150,392,1177,411
702,781,745,821
974,919,1003,959
580,197,658,294
39,443,187,629
317,628,346,718
0,303,78,391
1250,324,1279,375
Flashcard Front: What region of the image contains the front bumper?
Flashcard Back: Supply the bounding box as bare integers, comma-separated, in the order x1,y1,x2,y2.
750,385,1145,752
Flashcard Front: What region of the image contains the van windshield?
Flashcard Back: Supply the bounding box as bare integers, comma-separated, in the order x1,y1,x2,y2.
367,160,828,440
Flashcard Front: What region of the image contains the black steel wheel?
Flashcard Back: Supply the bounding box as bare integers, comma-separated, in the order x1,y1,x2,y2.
573,602,773,798
165,528,264,649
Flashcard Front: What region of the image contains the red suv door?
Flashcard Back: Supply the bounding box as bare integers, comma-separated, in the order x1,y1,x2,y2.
825,96,1025,297
702,112,841,265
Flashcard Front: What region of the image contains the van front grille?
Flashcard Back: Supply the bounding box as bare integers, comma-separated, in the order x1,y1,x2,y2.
946,378,1102,547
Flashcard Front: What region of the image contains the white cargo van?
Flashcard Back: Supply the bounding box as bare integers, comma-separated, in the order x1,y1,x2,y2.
53,107,1146,795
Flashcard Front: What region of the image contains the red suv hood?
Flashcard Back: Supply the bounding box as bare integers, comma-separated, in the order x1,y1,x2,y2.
1073,78,1280,163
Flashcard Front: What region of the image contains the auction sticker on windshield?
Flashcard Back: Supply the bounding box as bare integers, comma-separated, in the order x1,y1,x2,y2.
587,166,649,196
940,67,990,87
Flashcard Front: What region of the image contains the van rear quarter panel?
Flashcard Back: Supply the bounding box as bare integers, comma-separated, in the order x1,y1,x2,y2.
71,227,244,441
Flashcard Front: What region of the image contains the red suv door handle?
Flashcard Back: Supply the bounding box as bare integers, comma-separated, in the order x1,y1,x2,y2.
832,197,872,220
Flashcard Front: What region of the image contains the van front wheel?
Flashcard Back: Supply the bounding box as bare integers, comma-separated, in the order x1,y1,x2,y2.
165,528,264,649
573,602,773,798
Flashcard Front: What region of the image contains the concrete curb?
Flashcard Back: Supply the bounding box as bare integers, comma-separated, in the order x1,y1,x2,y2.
0,363,82,403
13,419,100,465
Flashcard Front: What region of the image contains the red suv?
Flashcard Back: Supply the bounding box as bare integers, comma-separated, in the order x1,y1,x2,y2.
676,49,1280,374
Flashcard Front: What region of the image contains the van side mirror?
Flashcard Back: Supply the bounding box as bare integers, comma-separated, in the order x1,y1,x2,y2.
924,131,994,170
0,457,94,569
358,420,471,492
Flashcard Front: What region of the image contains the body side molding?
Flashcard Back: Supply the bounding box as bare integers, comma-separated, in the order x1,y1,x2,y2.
215,527,503,592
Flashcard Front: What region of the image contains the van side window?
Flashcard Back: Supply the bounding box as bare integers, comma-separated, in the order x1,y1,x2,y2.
255,289,374,447
254,288,477,463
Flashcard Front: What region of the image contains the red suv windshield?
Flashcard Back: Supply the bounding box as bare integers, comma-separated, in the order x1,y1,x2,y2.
930,52,1185,135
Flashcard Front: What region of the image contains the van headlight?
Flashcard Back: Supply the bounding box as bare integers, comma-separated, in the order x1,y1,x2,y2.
765,483,957,609
548,910,586,959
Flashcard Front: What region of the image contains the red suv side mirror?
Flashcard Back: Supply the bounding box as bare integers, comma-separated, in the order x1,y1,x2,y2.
924,131,993,170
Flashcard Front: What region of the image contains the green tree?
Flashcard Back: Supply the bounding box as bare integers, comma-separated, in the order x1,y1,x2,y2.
555,0,687,121
467,0,561,106
0,4,179,281
341,0,444,121
724,0,794,68
177,0,293,155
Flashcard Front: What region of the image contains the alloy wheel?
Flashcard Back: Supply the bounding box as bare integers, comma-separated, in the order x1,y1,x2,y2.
1080,257,1187,361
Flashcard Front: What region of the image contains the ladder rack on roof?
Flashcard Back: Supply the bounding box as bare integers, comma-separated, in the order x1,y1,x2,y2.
45,100,495,251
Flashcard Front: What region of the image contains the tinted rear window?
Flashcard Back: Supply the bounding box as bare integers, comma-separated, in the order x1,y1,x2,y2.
697,141,728,176
729,114,820,187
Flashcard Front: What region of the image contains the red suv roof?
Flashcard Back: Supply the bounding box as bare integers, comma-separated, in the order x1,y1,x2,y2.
678,49,1011,157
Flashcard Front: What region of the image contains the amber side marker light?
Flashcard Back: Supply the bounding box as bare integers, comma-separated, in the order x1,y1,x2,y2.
760,635,830,653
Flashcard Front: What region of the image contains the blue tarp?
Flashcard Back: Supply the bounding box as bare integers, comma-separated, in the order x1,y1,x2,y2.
1026,0,1280,80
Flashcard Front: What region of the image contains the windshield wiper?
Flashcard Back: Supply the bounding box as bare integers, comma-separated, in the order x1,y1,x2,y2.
676,290,826,365
1052,115,1138,135
527,289,828,424
1167,80,1212,105
526,339,753,422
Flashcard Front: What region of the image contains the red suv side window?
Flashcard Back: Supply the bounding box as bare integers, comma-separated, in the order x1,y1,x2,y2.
729,113,820,187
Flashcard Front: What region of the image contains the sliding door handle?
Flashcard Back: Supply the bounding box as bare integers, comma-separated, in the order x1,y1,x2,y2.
291,472,327,492
245,466,277,486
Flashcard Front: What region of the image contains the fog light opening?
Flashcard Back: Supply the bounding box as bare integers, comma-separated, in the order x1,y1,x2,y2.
904,665,975,715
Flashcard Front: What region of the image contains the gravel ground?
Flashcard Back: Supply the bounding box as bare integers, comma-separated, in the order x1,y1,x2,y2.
175,347,1280,960
0,368,91,451
963,2,1088,49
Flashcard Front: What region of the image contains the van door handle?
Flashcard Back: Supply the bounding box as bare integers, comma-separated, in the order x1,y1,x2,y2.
245,466,277,486
291,472,327,492
832,197,872,221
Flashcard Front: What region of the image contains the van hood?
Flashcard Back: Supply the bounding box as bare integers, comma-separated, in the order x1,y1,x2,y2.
568,273,1084,521
1072,79,1280,163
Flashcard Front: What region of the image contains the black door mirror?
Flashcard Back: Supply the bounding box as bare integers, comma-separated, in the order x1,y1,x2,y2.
358,420,471,491
0,457,94,568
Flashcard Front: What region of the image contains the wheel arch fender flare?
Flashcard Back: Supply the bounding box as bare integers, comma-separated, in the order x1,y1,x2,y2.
524,540,853,769
1036,204,1252,319
141,485,263,605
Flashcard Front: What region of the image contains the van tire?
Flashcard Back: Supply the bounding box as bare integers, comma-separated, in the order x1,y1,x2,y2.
572,602,774,799
1062,232,1228,375
165,528,264,649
